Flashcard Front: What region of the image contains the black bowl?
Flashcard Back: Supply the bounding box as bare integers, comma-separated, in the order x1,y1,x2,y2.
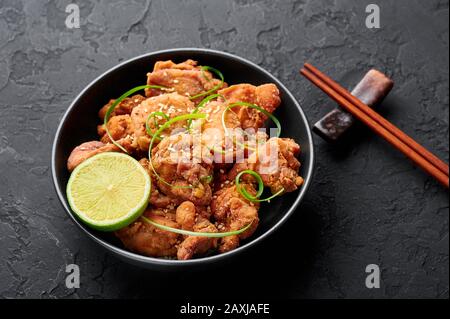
51,48,315,269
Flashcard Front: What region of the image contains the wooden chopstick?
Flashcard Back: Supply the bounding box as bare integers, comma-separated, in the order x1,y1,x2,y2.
300,66,449,188
304,63,449,176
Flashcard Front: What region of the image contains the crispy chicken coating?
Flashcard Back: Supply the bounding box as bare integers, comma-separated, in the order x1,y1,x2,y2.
211,184,260,253
139,158,182,209
145,59,227,101
228,137,303,193
66,138,133,172
151,133,213,206
175,201,218,260
97,114,134,144
130,92,195,151
115,201,218,260
201,99,241,164
115,208,180,258
199,83,281,164
175,201,197,230
177,217,218,260
98,94,146,120
218,83,281,131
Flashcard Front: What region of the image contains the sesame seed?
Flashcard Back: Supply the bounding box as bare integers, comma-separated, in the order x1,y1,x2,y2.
212,105,221,114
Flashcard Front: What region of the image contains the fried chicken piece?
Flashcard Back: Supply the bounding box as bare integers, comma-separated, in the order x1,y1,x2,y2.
201,99,241,164
228,137,303,193
130,92,195,151
97,114,134,144
175,201,197,230
151,133,213,206
145,59,227,101
115,208,180,258
175,201,218,260
199,84,280,164
98,94,146,120
218,83,281,131
177,217,218,260
66,138,134,172
139,158,182,209
211,184,260,253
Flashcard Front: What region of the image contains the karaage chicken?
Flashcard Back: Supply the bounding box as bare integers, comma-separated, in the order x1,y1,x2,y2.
67,59,303,260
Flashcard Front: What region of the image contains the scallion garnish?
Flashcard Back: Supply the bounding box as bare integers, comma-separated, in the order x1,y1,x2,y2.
235,169,284,202
145,111,170,141
148,113,207,189
141,216,253,238
104,84,167,152
200,175,213,184
189,66,224,100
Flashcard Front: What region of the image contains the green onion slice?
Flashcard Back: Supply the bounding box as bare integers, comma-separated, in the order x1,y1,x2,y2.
148,113,207,189
200,175,213,184
141,216,254,238
104,84,167,152
235,169,284,202
145,111,170,141
189,66,224,100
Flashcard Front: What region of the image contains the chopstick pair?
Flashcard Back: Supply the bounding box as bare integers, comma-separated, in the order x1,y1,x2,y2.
301,63,449,188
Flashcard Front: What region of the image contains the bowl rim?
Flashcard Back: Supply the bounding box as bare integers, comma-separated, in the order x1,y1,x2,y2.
51,48,315,266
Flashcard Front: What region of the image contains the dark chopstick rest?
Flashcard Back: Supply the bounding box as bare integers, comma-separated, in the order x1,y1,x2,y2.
313,69,394,142
301,64,449,187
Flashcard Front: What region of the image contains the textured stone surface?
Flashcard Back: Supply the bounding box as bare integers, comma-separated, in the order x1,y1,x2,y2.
0,0,448,299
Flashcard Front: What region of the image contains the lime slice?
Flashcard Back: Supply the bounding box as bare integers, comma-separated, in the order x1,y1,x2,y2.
66,152,151,231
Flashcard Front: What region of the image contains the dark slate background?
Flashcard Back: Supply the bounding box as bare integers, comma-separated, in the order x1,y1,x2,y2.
0,0,448,299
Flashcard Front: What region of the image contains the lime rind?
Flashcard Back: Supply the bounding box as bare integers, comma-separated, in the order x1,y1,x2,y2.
66,152,151,231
